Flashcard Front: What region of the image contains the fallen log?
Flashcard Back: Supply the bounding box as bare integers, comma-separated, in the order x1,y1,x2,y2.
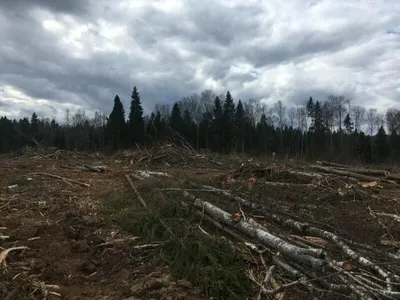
387,174,400,182
83,165,107,173
288,170,323,179
30,172,90,187
332,167,390,177
311,165,381,182
263,181,314,188
125,174,148,209
317,161,351,168
182,191,326,269
208,159,223,166
195,184,398,288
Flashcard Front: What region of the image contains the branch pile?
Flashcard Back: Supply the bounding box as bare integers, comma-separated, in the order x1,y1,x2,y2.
132,165,400,299
115,142,225,169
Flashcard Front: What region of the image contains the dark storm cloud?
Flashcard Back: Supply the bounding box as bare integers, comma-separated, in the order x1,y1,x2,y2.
0,0,399,120
0,0,90,16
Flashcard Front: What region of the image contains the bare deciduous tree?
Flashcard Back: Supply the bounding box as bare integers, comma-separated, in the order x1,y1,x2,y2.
328,95,348,131
366,108,378,136
350,105,366,132
154,104,171,121
296,107,307,132
287,107,296,128
322,101,335,132
65,109,71,127
244,98,264,125
273,100,286,129
72,109,88,127
385,108,400,134
199,89,216,115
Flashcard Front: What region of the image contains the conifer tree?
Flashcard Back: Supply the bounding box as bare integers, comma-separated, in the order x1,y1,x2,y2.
182,109,196,144
222,91,235,152
376,126,389,160
31,112,39,138
306,97,315,119
107,94,126,149
344,113,354,134
128,86,145,145
234,100,245,153
170,102,183,133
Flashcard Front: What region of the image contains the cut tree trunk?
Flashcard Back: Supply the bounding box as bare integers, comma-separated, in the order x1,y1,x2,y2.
387,174,400,182
263,182,314,188
182,192,325,269
195,184,399,286
332,167,390,177
288,170,323,179
311,166,381,182
317,161,351,168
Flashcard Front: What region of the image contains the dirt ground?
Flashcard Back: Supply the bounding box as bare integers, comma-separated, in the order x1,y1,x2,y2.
0,146,399,299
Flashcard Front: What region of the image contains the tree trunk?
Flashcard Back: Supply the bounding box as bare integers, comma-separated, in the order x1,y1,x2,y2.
311,165,381,182
182,191,325,269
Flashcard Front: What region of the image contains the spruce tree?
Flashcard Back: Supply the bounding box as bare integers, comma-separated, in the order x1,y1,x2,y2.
107,94,126,149
256,114,268,153
154,111,165,137
234,100,245,153
182,109,195,144
376,126,389,160
128,86,145,145
31,112,39,138
170,102,183,133
310,101,326,153
222,91,235,152
344,113,354,134
306,97,315,119
145,112,157,142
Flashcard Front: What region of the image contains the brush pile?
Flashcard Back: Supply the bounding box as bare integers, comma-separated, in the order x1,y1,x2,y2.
126,157,400,300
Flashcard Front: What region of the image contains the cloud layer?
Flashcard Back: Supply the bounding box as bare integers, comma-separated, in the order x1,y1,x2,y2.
0,0,399,120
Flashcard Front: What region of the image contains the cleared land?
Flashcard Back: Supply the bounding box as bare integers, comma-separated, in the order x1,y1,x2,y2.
0,144,399,300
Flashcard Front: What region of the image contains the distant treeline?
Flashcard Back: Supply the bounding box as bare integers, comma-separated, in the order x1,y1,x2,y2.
1,87,400,163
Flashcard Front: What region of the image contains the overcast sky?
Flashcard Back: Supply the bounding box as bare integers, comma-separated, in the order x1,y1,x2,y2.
0,0,399,121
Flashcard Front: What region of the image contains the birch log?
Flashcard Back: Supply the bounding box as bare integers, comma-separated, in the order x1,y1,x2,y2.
311,165,381,182
329,167,389,177
317,161,351,168
196,184,398,286
263,182,314,188
182,192,325,269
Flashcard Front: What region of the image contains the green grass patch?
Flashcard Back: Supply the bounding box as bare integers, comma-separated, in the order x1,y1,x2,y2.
164,233,251,299
100,177,252,299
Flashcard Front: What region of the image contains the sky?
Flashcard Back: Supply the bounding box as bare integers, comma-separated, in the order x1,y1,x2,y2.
0,0,399,121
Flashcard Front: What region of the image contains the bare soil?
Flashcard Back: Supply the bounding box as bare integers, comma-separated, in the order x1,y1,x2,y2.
0,146,399,299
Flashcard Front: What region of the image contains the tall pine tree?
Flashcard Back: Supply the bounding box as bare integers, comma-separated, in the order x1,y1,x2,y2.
31,112,39,138
376,126,389,161
222,91,235,153
107,94,126,149
234,100,245,153
128,86,145,145
170,102,183,133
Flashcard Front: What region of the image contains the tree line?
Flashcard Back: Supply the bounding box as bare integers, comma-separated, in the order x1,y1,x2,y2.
1,86,400,163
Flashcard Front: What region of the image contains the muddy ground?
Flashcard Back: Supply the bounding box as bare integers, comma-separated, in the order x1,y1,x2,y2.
0,146,399,299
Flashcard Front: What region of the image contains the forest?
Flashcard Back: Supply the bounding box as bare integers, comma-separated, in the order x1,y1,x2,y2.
1,86,400,163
